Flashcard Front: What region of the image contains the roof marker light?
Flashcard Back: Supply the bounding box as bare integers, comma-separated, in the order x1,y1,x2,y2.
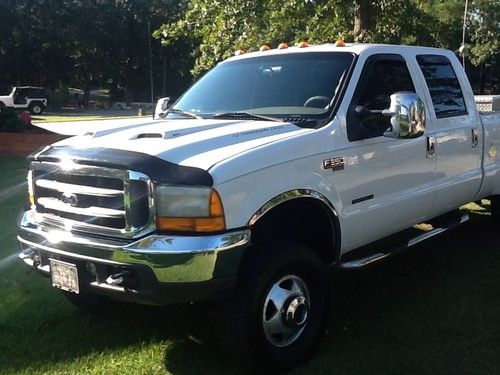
234,49,246,56
298,41,309,48
334,39,345,47
277,43,289,50
260,44,270,51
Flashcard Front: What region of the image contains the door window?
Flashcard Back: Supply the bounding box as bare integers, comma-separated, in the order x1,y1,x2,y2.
348,54,416,141
14,88,28,104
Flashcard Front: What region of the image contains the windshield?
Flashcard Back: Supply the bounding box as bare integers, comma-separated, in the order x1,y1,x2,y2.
171,52,354,125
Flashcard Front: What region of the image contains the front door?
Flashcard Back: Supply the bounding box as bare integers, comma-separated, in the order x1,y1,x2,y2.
338,54,436,251
13,88,28,105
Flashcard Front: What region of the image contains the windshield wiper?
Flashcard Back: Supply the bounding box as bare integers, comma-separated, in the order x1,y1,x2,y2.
212,112,282,122
166,108,203,119
283,118,319,128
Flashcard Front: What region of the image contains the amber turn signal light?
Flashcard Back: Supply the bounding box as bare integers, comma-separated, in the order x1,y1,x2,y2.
156,189,226,233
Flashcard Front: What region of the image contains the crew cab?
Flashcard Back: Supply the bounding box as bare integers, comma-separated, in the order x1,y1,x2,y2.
17,43,500,368
0,86,48,114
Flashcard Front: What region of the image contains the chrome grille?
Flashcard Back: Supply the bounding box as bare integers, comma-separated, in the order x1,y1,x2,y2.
31,161,154,238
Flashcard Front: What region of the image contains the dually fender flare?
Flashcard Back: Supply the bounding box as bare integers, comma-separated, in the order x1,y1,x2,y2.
247,189,342,264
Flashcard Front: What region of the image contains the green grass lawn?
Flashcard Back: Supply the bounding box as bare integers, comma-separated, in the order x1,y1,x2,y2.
0,155,499,374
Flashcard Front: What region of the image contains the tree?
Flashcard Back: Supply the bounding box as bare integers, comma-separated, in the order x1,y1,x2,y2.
155,0,352,76
155,0,437,75
1,0,497,101
468,0,500,65
353,0,371,42
0,0,193,104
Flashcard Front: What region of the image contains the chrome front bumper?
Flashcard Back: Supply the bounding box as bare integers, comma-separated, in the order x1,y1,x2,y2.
18,210,250,304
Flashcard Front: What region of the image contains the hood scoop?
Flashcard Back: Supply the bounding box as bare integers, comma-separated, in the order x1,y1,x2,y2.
135,133,163,139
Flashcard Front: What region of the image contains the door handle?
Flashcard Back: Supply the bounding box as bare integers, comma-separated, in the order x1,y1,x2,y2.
471,128,479,148
426,136,435,159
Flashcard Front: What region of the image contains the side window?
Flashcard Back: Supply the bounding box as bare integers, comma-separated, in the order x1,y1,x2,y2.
14,88,27,104
347,55,416,141
416,55,467,119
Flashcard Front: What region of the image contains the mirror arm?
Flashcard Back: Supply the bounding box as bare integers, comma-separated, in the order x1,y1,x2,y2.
382,109,397,117
355,105,384,118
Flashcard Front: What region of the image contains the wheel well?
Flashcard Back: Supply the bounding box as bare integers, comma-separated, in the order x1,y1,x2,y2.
250,198,339,265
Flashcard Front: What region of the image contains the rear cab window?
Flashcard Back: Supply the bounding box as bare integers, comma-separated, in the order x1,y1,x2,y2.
416,55,467,119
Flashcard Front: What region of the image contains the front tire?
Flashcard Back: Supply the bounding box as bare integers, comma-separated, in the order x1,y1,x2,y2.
28,101,44,115
218,241,331,369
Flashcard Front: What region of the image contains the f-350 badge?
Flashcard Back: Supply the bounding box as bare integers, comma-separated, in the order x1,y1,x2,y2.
323,157,344,171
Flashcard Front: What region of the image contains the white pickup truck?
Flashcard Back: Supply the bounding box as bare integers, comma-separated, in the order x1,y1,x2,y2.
18,43,500,368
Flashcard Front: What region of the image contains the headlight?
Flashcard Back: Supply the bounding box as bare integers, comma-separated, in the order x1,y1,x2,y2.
155,185,225,233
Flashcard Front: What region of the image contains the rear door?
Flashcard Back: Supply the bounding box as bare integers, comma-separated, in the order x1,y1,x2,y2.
415,54,483,215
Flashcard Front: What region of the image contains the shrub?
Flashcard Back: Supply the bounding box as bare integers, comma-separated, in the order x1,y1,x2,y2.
47,87,70,111
0,107,25,132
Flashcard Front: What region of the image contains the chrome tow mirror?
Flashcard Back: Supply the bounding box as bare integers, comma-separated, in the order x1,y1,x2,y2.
154,97,171,119
382,92,426,139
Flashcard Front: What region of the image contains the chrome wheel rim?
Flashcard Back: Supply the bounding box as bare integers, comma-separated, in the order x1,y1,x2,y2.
262,274,310,347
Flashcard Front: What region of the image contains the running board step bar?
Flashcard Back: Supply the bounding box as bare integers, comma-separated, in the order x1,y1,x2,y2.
339,213,469,269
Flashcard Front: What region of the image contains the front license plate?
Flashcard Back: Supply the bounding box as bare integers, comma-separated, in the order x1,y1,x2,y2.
50,259,80,294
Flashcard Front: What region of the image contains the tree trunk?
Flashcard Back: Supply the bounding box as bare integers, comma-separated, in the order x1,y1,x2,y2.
83,80,91,109
353,0,371,42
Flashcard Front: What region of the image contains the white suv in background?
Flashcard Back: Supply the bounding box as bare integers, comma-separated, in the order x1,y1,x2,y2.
0,86,48,114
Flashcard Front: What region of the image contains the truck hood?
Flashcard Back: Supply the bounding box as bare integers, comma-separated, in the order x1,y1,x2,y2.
53,118,312,171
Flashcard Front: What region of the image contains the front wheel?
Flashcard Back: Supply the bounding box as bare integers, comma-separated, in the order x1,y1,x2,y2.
218,241,331,369
28,102,44,115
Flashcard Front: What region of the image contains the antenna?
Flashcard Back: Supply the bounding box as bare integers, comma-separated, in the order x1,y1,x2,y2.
461,0,469,69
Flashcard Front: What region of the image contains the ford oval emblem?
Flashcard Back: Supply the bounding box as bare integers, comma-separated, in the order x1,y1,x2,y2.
61,192,78,207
